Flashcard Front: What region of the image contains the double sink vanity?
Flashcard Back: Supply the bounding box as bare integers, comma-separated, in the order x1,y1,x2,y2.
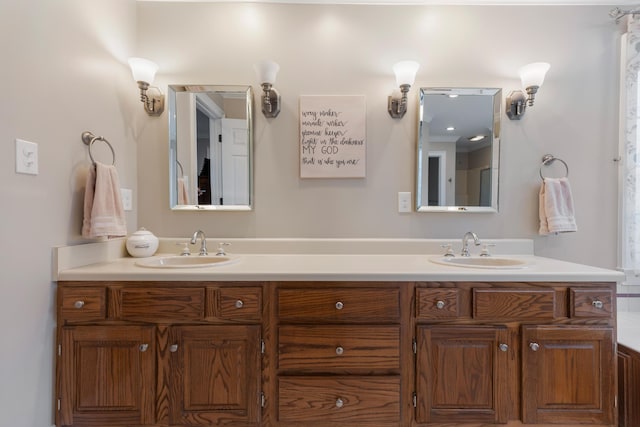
53,237,624,427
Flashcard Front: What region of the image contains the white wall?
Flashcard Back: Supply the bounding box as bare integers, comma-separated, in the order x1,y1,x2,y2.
0,1,138,425
137,3,622,268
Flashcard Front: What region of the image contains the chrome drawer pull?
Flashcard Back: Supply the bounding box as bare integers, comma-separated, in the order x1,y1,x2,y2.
139,344,149,352
499,343,509,352
529,342,540,352
335,398,344,408
169,344,178,353
435,300,445,309
335,301,344,310
592,300,604,309
336,346,344,355
235,300,244,309
73,300,85,309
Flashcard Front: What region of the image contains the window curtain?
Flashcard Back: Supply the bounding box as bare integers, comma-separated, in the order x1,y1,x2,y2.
622,16,640,275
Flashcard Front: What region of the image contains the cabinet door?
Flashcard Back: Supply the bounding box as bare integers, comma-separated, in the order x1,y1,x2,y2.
58,325,155,427
522,325,615,425
415,325,510,424
169,325,261,426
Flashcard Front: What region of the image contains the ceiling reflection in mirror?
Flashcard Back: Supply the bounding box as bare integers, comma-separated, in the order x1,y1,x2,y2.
169,85,253,211
416,88,501,212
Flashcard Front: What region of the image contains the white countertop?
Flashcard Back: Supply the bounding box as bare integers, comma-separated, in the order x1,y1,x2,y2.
618,312,640,353
55,252,623,283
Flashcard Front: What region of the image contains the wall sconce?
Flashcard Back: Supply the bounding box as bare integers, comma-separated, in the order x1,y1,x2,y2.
128,57,164,116
254,60,281,118
506,62,550,120
388,60,420,119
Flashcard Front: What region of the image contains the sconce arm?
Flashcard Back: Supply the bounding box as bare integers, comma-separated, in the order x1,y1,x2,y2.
136,81,164,116
260,82,280,118
388,83,411,119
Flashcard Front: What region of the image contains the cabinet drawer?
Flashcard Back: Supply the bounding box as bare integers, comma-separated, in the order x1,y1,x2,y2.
278,376,400,423
278,325,400,371
278,288,400,322
570,289,613,318
416,288,462,319
59,287,106,322
118,287,204,321
215,287,262,320
473,288,557,320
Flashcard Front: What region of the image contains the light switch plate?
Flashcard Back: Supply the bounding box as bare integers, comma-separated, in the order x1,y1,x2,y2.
15,139,38,175
398,191,411,213
121,188,133,211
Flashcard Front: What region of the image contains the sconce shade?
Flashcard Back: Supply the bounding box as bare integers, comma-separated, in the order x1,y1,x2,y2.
128,57,158,84
254,60,280,84
519,62,550,89
393,61,420,87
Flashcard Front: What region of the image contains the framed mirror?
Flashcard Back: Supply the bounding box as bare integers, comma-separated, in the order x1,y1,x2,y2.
169,85,254,211
416,87,501,212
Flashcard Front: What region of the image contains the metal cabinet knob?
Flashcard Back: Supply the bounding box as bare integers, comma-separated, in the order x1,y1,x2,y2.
435,300,445,309
235,300,244,309
74,300,85,309
529,342,540,352
336,346,344,355
169,344,178,353
335,301,344,310
139,344,149,352
335,398,344,408
592,300,604,309
499,343,509,352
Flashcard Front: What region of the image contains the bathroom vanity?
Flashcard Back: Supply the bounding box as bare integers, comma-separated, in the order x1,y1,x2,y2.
53,240,622,427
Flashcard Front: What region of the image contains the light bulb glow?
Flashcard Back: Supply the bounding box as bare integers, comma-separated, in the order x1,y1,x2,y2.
254,60,280,84
128,57,158,84
393,60,420,87
519,62,550,89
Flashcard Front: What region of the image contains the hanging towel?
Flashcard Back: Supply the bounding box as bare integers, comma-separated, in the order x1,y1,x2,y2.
539,177,577,235
82,161,127,238
178,176,189,205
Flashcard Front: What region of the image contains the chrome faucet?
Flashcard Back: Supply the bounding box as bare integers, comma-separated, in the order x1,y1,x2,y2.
461,231,481,257
190,230,208,256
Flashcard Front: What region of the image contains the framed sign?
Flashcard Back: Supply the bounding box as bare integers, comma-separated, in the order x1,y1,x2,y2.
299,95,366,178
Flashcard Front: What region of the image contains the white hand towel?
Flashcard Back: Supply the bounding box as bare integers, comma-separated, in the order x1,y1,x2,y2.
178,176,189,205
539,177,577,235
82,161,127,238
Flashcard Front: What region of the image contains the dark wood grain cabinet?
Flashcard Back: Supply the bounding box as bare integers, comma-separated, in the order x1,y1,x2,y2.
618,343,640,427
56,280,616,427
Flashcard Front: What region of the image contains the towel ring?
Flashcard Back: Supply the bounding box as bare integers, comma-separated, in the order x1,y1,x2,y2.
81,131,115,166
177,160,184,176
539,154,568,180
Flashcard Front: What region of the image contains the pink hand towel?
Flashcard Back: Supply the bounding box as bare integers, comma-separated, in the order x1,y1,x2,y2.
539,177,577,235
178,176,189,205
82,162,127,238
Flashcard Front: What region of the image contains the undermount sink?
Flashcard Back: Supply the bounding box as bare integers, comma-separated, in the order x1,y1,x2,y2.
135,255,236,269
430,256,530,269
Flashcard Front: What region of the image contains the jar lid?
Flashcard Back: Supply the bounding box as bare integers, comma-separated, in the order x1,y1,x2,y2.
131,227,155,236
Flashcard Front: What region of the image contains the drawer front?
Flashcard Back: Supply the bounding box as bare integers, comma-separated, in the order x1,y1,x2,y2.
473,288,557,320
416,288,461,319
278,376,400,423
119,287,204,321
216,287,262,320
571,289,613,318
59,287,106,322
278,288,400,322
278,325,400,371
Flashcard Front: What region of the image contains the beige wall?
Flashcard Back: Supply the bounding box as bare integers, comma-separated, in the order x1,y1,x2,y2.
0,1,138,425
137,2,621,268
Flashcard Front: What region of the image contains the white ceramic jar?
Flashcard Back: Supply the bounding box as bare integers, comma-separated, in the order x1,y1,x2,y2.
126,228,159,258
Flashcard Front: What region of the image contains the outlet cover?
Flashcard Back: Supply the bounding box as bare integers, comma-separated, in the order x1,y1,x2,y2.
16,139,38,175
398,192,411,213
121,188,133,211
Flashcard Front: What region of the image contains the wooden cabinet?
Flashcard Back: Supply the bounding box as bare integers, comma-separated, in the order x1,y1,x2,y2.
273,284,405,427
56,283,263,427
57,280,616,427
414,282,616,427
618,343,640,427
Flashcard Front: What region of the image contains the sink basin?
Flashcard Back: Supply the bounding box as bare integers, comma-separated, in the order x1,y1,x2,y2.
430,256,530,269
135,255,236,269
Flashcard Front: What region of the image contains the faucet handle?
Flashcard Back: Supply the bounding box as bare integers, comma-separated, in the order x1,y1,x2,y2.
176,242,191,256
216,242,230,256
479,244,496,257
440,244,455,257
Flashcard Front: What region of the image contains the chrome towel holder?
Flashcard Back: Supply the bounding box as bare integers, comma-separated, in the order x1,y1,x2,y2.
539,154,569,180
81,131,115,166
